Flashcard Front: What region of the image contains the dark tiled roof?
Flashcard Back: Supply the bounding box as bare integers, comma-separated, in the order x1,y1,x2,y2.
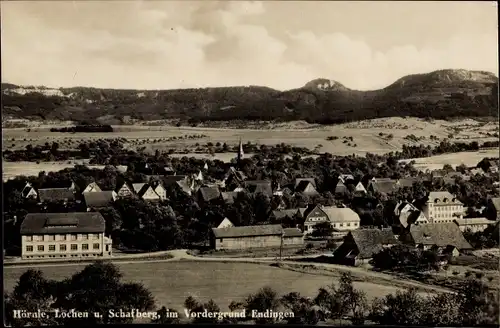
370,181,398,194
398,178,418,188
490,197,500,212
408,223,472,250
244,180,273,196
295,180,318,194
164,175,187,185
272,209,299,220
198,187,221,202
38,188,75,203
21,212,105,234
283,228,303,238
212,224,283,238
294,178,316,189
350,228,399,259
83,191,115,208
221,191,239,204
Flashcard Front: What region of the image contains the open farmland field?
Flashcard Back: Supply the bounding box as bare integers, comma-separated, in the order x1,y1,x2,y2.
2,161,106,181
3,117,498,156
4,261,422,313
399,149,499,172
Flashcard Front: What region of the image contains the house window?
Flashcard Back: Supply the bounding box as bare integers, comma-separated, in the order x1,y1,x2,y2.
92,234,99,240
339,223,344,227
60,235,67,241
353,222,358,226
26,246,33,252
49,245,56,251
347,223,351,227
26,236,33,242
82,244,89,250
106,245,109,251
60,244,67,251
37,245,44,252
82,234,88,240
220,238,224,243
71,244,78,251
48,235,55,241
93,243,100,250
71,234,77,241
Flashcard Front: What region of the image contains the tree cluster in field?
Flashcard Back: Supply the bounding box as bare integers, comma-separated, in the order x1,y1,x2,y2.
3,146,499,254
49,125,114,133
2,72,497,123
5,263,499,326
370,244,442,272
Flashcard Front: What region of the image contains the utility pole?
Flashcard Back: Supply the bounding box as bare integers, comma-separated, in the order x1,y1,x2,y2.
279,231,284,261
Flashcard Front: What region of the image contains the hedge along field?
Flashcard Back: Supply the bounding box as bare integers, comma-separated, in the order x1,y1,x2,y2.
4,261,417,313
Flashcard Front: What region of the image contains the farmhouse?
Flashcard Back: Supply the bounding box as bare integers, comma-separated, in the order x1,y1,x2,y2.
354,181,367,194
115,182,134,198
333,228,398,266
322,207,361,232
210,224,283,250
295,179,319,196
301,205,330,233
339,174,354,183
283,228,304,246
137,184,161,202
334,180,348,195
367,179,398,195
420,191,464,223
21,182,38,199
395,201,429,228
83,191,117,210
197,186,222,203
217,218,234,229
20,212,112,260
453,218,497,233
82,182,102,193
399,222,472,253
151,181,168,201
243,180,273,197
38,188,75,203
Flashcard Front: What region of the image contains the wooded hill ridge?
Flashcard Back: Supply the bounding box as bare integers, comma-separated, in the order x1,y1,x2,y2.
2,69,498,125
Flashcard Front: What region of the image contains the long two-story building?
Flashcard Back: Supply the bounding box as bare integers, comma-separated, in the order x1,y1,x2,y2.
20,212,112,260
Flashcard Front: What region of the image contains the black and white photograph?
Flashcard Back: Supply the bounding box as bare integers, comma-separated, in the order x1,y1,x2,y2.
2,0,499,326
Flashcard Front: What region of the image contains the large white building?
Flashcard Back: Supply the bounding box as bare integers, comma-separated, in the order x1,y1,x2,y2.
20,212,112,260
421,191,464,223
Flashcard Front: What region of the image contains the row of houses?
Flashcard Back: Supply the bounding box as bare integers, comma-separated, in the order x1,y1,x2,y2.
333,222,475,266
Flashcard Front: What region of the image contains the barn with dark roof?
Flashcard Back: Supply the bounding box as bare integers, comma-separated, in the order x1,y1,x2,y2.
210,224,283,250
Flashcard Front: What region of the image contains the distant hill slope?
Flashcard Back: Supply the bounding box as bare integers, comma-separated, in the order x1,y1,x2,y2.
2,69,498,124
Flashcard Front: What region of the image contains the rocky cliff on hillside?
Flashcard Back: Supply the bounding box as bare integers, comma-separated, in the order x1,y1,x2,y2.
2,69,498,125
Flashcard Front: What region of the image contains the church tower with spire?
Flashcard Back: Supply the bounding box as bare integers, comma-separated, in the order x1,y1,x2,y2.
237,138,244,165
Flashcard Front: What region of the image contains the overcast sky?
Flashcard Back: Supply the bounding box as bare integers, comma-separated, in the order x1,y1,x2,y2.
1,1,498,90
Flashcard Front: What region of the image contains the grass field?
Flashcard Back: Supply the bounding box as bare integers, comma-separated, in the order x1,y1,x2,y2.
4,261,413,312
398,149,499,172
2,161,106,181
3,118,498,156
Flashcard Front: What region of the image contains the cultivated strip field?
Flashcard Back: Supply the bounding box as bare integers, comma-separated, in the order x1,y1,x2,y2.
3,118,498,156
3,261,423,312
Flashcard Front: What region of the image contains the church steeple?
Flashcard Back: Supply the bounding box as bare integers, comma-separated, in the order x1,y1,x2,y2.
237,138,244,164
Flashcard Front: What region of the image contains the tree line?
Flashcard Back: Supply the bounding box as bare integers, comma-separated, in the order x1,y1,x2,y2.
5,262,499,326
49,125,113,133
